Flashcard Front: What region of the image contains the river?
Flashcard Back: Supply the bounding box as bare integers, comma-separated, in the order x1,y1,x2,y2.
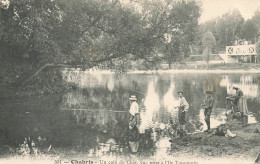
0,71,259,157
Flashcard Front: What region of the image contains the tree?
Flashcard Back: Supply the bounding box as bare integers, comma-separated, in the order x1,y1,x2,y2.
217,10,244,50
0,0,61,85
202,31,216,69
0,0,154,84
240,20,258,43
199,9,244,53
256,38,260,63
163,36,181,68
154,0,201,68
198,19,217,53
0,0,201,88
252,7,260,40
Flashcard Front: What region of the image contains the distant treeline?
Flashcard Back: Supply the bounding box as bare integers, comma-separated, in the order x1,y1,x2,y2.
198,9,260,54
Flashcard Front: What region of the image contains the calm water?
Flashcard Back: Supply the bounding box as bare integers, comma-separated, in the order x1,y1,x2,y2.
0,71,260,157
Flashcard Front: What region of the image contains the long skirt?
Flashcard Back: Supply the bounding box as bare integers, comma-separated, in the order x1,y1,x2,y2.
238,97,249,115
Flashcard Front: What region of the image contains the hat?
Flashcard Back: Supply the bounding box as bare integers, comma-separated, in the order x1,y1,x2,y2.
178,91,184,94
129,95,137,101
233,86,239,90
205,90,212,94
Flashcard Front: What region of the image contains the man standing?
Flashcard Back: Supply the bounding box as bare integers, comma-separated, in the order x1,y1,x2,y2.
177,91,189,137
129,95,140,128
201,90,214,133
128,95,140,154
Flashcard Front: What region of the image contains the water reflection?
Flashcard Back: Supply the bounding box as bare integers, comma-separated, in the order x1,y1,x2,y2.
141,79,160,131
226,75,258,98
1,72,260,158
61,71,259,129
163,78,179,112
58,72,260,156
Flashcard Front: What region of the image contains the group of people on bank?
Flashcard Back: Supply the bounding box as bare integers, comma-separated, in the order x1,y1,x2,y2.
127,86,249,154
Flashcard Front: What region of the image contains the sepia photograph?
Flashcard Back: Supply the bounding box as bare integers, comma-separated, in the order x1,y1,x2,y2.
0,0,260,163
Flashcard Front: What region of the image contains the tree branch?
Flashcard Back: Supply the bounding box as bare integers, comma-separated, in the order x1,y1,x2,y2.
21,63,82,86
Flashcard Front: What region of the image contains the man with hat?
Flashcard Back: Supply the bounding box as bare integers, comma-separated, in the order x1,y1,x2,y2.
129,95,140,126
201,90,214,132
176,91,189,137
128,95,140,154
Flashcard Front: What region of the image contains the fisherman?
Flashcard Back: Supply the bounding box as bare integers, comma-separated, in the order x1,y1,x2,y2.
128,95,140,154
201,90,214,133
176,91,189,137
129,95,140,128
227,87,249,126
128,122,139,155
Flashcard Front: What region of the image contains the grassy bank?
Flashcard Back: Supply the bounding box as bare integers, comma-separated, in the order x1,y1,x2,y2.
1,119,259,164
169,122,260,159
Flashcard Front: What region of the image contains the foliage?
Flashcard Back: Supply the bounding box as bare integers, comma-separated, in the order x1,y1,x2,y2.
0,0,62,85
199,8,260,54
240,20,258,43
256,38,260,63
199,9,244,53
257,38,260,53
0,0,201,88
202,31,216,50
202,47,210,68
164,36,181,67
202,31,216,66
252,7,260,37
18,67,72,96
161,0,201,67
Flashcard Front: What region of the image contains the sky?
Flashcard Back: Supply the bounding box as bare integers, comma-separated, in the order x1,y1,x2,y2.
199,0,260,23
1,0,260,24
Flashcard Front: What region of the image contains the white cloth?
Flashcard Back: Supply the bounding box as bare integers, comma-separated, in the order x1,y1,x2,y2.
129,101,139,116
178,97,189,111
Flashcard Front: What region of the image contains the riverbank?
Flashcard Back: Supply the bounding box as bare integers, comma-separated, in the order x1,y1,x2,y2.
0,119,259,164
163,62,260,71
168,121,260,162
84,63,260,74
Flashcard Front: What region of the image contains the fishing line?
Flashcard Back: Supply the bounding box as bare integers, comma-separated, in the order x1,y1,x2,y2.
127,88,145,95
